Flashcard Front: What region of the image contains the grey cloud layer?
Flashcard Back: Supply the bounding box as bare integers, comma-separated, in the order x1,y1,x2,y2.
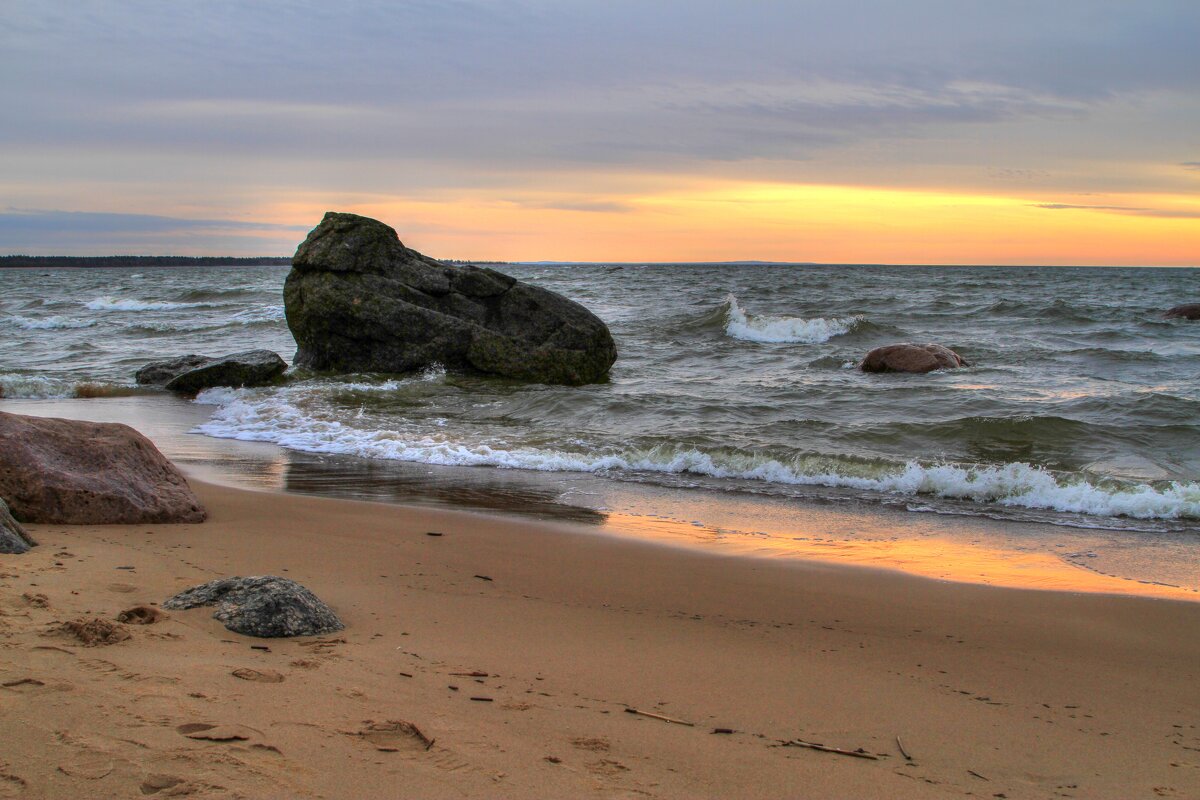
2,2,1198,191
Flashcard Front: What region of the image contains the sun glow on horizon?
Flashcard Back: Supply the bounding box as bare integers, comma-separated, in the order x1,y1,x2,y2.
262,181,1200,266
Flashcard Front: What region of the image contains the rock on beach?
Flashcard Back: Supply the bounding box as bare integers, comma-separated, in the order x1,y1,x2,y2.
0,497,36,554
0,411,206,524
163,576,344,638
283,212,617,385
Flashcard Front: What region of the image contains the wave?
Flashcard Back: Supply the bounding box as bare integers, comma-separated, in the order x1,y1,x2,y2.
192,389,1199,523
0,374,138,399
723,294,860,343
6,314,96,330
228,305,286,324
85,296,210,312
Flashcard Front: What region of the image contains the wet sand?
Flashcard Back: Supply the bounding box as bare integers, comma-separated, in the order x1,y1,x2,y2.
2,479,1198,799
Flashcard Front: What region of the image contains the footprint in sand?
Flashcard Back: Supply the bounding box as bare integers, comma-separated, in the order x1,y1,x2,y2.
107,583,138,594
570,736,611,752
2,677,72,694
139,775,186,795
176,722,263,742
0,772,25,799
350,720,435,753
56,753,115,780
231,668,285,683
586,759,630,777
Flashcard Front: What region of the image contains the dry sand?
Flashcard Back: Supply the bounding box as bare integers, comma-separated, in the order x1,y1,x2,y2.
1,480,1198,799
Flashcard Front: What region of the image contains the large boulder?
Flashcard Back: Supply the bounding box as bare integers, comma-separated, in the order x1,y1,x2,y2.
1164,303,1200,320
135,354,213,385
163,350,287,394
0,411,206,524
860,343,969,374
283,212,617,385
0,497,36,554
163,576,344,638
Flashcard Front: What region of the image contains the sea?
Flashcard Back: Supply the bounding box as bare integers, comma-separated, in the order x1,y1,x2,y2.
2,263,1198,595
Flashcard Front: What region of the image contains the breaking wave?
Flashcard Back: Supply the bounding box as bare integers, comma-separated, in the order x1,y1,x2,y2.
6,315,96,330
723,294,860,343
192,388,1199,523
85,296,211,312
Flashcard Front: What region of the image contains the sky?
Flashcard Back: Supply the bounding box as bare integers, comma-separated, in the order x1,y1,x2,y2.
2,1,1198,265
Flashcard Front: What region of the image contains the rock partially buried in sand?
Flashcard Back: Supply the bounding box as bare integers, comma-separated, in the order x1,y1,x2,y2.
1163,303,1200,320
0,497,36,554
284,212,618,385
160,350,287,394
163,576,344,638
0,411,206,524
860,343,970,374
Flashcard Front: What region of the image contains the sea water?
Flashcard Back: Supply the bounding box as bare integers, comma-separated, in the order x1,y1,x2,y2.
2,263,1198,591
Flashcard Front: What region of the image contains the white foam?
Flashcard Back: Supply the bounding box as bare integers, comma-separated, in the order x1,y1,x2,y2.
85,296,209,312
228,305,286,324
724,294,858,343
7,315,96,330
0,373,74,398
192,389,1199,522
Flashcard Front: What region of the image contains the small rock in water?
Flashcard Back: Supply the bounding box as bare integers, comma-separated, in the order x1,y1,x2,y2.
163,576,344,638
0,497,36,554
134,354,214,385
163,350,287,394
860,343,969,374
1163,303,1200,320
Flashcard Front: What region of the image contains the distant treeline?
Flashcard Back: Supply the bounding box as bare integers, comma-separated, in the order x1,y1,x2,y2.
0,255,292,269
0,255,512,269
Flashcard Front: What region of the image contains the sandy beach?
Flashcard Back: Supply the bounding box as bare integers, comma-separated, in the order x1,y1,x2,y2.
2,478,1198,799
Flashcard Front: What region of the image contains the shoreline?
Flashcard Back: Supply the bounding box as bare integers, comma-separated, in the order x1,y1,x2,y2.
3,394,1199,601
1,478,1198,797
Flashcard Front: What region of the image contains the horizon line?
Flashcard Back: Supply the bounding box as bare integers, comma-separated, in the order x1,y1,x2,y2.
1,254,1196,270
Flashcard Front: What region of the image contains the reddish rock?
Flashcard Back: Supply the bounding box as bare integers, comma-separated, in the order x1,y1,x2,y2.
0,411,206,524
860,343,969,374
1163,303,1200,320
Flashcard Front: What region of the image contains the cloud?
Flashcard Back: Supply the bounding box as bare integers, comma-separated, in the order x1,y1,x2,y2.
513,200,633,213
0,209,306,254
0,208,308,234
1033,203,1200,218
1182,162,1200,170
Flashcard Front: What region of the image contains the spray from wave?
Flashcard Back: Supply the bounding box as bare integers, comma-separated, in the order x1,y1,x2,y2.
723,294,860,343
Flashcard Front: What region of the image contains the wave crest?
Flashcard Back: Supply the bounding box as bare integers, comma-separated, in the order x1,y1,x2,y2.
724,294,860,343
85,296,209,312
6,315,96,330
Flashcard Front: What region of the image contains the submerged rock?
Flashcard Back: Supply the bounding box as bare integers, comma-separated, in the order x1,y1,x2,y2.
135,354,214,385
163,576,344,638
0,411,206,524
162,350,287,394
0,497,36,554
284,212,617,385
1163,303,1200,320
860,343,969,374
